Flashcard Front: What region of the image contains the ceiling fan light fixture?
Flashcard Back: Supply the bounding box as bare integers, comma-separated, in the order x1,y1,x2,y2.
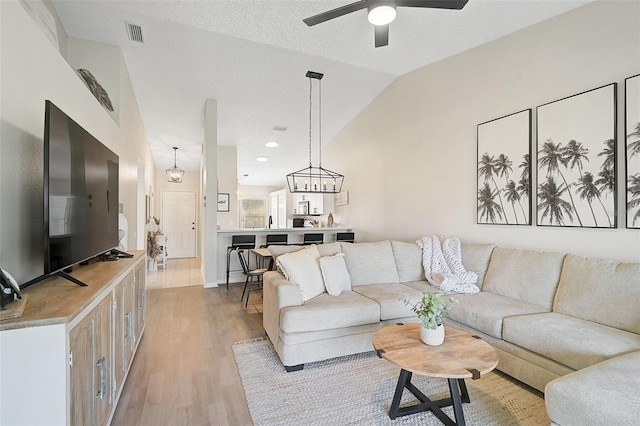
367,5,396,26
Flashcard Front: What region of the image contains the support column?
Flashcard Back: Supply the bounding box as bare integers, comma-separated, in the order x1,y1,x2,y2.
202,99,218,287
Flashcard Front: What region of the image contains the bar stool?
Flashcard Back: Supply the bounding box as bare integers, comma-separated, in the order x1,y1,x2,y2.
260,234,288,248
336,232,355,243
238,249,267,308
226,235,256,290
303,233,324,245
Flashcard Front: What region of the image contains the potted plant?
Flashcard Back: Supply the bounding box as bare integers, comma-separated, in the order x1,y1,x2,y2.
403,293,458,346
147,216,162,271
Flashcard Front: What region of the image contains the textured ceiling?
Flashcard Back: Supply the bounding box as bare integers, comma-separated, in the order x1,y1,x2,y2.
52,0,590,186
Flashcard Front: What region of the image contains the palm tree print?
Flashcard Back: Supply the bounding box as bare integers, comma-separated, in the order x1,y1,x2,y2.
538,139,583,226
478,153,508,224
516,154,530,219
537,84,617,227
519,154,530,182
594,167,615,227
563,140,590,176
537,177,574,226
598,139,615,170
575,172,604,226
503,180,526,223
477,183,503,224
627,174,640,225
628,122,640,158
627,123,640,228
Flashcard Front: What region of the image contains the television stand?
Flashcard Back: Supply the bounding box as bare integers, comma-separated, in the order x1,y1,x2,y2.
57,271,88,286
22,270,88,288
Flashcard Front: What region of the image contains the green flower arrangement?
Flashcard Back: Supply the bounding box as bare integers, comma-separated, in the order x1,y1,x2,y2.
402,293,458,330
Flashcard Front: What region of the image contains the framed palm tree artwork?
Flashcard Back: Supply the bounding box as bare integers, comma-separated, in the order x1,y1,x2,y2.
625,74,640,229
536,83,617,228
477,109,531,225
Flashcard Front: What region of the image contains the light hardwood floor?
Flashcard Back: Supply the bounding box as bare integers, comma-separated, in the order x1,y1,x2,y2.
146,257,205,289
112,260,265,426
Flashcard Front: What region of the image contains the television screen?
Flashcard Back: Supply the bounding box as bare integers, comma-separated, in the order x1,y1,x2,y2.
44,100,119,274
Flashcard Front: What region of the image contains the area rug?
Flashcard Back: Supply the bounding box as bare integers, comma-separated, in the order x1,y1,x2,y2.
232,339,549,425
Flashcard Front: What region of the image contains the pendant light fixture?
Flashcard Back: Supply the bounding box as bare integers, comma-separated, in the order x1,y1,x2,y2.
166,146,185,183
286,71,344,194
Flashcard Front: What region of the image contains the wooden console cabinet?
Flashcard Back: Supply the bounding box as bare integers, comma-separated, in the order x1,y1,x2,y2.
0,251,146,426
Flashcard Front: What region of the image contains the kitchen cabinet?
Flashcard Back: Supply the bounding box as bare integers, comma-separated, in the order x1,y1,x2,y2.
293,193,323,215
0,252,146,426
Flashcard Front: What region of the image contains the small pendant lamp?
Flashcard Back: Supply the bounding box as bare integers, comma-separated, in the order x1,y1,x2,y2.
166,147,185,183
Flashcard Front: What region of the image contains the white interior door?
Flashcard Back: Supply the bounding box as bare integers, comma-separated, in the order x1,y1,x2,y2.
162,190,196,258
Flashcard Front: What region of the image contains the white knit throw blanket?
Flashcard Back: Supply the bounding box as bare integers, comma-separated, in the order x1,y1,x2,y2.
416,235,479,294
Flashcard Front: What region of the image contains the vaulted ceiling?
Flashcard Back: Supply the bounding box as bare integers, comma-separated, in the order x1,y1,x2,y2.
52,0,590,186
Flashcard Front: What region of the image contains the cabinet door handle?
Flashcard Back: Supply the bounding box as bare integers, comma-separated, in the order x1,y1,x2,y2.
96,357,106,400
124,312,131,338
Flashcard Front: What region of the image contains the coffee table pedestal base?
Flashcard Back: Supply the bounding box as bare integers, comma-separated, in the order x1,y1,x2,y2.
389,369,470,425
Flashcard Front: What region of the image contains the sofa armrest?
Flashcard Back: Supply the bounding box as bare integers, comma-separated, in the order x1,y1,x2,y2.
263,271,303,346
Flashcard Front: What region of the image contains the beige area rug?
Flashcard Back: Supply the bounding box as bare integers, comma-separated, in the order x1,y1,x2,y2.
233,339,549,426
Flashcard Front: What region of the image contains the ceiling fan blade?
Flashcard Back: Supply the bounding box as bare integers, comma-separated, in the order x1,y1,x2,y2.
303,1,367,26
396,0,469,10
374,25,389,48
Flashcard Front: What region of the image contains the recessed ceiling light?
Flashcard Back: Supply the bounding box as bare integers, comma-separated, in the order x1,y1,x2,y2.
265,141,279,148
256,156,268,162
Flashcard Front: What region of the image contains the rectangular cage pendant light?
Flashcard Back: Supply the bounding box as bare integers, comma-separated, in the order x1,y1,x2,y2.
286,166,344,194
287,71,344,194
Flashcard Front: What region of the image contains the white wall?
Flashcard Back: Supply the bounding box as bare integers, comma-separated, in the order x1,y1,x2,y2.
0,1,155,283
217,146,238,229
325,1,640,262
66,37,121,125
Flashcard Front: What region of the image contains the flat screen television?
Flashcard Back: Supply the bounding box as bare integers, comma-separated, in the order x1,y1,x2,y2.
44,100,119,275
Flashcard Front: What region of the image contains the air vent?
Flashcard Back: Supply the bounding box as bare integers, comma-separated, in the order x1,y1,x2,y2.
273,125,288,132
126,22,144,43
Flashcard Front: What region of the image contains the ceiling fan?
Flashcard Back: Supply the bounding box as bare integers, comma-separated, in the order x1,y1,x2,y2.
303,0,469,48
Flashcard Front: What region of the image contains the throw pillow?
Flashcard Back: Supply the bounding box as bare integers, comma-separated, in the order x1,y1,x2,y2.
276,245,325,302
319,253,351,296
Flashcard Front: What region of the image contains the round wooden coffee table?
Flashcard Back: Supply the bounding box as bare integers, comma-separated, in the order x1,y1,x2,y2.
372,323,498,425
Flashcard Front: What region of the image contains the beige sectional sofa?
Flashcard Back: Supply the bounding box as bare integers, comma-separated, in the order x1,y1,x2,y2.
262,240,640,425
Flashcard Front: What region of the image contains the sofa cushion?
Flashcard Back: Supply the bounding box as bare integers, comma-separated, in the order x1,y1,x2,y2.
446,291,548,339
460,243,495,288
341,241,400,286
482,247,565,310
319,253,351,296
391,241,424,283
402,280,441,294
276,245,324,302
503,312,640,371
280,291,380,333
553,254,640,334
268,245,303,262
545,351,640,426
353,283,423,321
317,242,342,257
